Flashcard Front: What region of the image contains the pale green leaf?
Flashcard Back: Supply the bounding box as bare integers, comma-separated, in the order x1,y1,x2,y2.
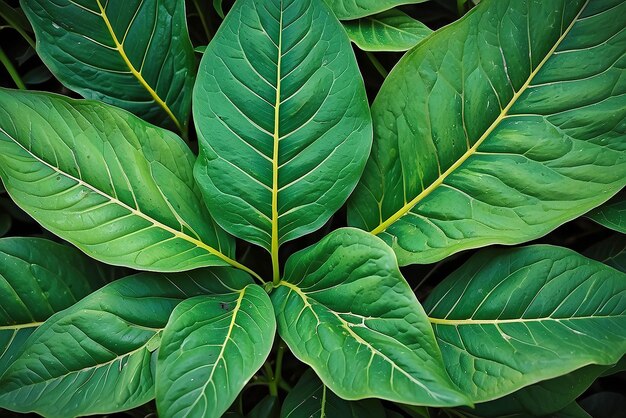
424,245,626,402
272,228,468,407
587,190,626,234
325,0,428,20
280,369,385,418
20,0,196,132
0,237,110,377
343,9,432,52
156,284,275,418
349,0,626,265
193,0,372,276
0,89,244,274
0,268,246,417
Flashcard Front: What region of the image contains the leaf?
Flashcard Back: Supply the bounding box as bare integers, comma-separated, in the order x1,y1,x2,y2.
0,237,110,377
193,0,372,278
324,0,428,20
580,392,626,418
280,369,386,418
156,285,275,418
585,234,626,273
20,0,196,132
248,395,280,418
213,0,225,19
470,365,608,417
348,0,626,265
343,9,433,52
587,190,626,234
0,268,247,417
553,402,592,418
0,89,245,274
0,211,9,236
423,245,626,403
271,228,468,407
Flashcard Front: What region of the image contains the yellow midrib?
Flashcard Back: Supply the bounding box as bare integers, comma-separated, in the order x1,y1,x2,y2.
0,322,43,331
95,0,182,132
271,3,284,284
428,314,617,325
370,2,587,235
5,127,261,281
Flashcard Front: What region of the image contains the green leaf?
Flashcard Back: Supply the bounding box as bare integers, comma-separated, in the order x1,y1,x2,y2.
0,211,9,236
272,228,468,407
193,0,372,279
423,245,626,403
325,0,428,20
280,369,386,418
343,9,433,52
0,89,246,274
0,268,245,417
20,0,196,132
471,365,608,417
580,392,626,417
213,0,225,19
0,237,110,377
248,395,280,418
553,402,592,418
585,234,626,273
348,0,626,265
587,190,626,234
156,285,275,418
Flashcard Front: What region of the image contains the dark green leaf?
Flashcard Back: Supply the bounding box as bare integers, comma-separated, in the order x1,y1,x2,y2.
248,395,280,418
21,0,196,132
0,268,244,417
587,191,626,234
343,9,433,52
580,392,625,418
585,234,626,273
0,89,243,273
193,0,372,274
280,369,386,418
325,0,428,20
272,228,468,406
349,0,626,265
424,245,626,402
156,284,275,418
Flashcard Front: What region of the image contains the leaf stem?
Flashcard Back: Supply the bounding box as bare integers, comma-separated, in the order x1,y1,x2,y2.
0,4,36,49
0,46,26,90
365,51,388,78
191,0,212,43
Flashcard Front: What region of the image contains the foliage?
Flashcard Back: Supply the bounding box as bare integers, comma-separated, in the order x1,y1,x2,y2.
0,0,624,417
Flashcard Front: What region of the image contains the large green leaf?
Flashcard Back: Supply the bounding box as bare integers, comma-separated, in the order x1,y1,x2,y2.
193,0,372,280
585,234,626,273
423,245,626,403
271,228,468,407
0,89,249,274
0,237,110,377
0,268,246,417
20,0,196,132
280,369,386,418
325,0,428,20
348,0,626,265
587,191,626,234
156,284,275,418
343,9,433,52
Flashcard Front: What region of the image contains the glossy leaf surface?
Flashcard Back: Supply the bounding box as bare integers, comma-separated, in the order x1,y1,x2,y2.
0,237,109,377
0,269,243,417
193,0,372,265
349,0,626,265
21,0,195,131
343,9,432,52
424,245,626,402
0,89,238,273
272,228,468,407
325,0,428,20
157,284,275,418
280,369,385,418
587,191,626,234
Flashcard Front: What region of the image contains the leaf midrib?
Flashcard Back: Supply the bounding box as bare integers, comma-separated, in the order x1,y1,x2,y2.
428,314,624,326
94,0,182,132
370,1,589,235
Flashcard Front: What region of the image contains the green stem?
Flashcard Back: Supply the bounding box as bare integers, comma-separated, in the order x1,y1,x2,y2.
191,0,212,43
365,51,388,78
263,361,278,397
0,46,25,90
0,5,35,49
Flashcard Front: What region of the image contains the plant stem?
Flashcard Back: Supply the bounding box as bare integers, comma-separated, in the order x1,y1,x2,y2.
191,0,212,43
0,46,25,90
0,4,36,49
263,361,278,396
365,51,388,78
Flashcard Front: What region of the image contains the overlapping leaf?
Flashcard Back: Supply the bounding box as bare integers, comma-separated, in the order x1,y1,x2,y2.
0,89,241,273
349,0,626,265
157,284,275,418
587,191,626,233
21,0,196,132
0,269,246,417
343,9,432,52
585,234,626,272
325,0,428,20
272,228,468,407
193,0,372,278
0,237,110,377
424,245,626,402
